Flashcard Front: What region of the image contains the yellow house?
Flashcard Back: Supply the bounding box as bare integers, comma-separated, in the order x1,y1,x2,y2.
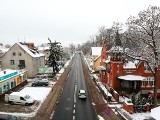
93,55,101,72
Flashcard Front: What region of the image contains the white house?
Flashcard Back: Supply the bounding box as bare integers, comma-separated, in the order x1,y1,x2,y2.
1,42,45,77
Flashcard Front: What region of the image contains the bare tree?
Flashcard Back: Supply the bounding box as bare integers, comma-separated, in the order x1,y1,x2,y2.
69,43,76,55
125,5,160,107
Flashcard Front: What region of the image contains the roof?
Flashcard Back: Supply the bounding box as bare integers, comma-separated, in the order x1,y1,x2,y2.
0,46,9,53
91,47,102,56
109,46,123,53
17,42,44,58
10,92,26,97
97,66,106,70
94,55,101,61
79,90,86,93
118,75,145,81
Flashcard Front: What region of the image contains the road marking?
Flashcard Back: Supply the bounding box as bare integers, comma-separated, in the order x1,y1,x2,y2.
73,116,75,120
74,85,77,103
73,110,75,114
74,104,76,108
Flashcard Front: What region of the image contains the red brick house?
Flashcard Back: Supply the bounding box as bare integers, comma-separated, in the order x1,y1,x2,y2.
99,39,160,95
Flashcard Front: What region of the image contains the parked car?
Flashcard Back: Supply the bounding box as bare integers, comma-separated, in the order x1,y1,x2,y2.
31,79,49,86
5,92,35,105
78,90,86,99
0,114,17,120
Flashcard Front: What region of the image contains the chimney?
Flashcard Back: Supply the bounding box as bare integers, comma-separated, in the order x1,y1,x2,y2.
27,43,34,50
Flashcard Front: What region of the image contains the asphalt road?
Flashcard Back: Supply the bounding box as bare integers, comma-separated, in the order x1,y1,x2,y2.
52,53,97,120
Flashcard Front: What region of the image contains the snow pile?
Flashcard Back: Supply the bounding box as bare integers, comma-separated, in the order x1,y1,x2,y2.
20,87,51,101
98,115,105,120
99,83,112,97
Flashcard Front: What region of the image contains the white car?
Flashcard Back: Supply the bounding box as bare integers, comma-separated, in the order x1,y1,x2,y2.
78,90,86,99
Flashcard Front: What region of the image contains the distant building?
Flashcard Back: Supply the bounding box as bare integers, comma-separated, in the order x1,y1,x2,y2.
91,47,102,72
1,42,45,77
0,44,9,71
38,45,50,65
0,69,27,95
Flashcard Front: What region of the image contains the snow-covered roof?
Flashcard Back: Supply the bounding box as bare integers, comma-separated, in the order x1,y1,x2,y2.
94,55,101,61
91,47,102,56
118,75,145,81
109,46,123,53
97,66,106,70
0,46,9,53
124,97,133,105
0,69,18,77
0,69,19,82
123,60,139,69
17,42,44,58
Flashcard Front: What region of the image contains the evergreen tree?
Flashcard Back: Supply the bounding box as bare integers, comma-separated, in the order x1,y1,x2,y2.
115,30,122,46
48,38,63,74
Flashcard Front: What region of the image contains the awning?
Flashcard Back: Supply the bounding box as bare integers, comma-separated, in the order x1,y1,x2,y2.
118,75,145,81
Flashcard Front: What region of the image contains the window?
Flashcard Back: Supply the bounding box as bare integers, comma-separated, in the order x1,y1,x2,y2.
144,62,152,72
18,52,22,56
3,85,6,92
19,60,25,68
10,60,15,65
11,82,13,88
20,97,26,101
117,65,119,73
13,52,16,56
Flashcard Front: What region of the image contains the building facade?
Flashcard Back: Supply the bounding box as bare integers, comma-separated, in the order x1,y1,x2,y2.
0,69,27,95
1,42,45,77
99,39,160,95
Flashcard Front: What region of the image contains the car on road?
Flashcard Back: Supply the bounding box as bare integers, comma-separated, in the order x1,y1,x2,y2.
78,90,86,99
31,79,49,87
0,114,18,120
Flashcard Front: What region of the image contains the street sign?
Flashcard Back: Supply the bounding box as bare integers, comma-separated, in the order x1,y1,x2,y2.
39,67,53,73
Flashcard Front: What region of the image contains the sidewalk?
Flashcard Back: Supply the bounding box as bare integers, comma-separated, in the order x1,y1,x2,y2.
81,56,124,120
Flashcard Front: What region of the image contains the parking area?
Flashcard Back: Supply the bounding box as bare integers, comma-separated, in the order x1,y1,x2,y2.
0,78,55,119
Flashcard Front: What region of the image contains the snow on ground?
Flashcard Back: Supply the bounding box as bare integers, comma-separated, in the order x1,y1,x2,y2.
59,68,65,74
151,106,160,120
20,87,51,101
0,87,52,118
98,115,105,120
132,112,152,120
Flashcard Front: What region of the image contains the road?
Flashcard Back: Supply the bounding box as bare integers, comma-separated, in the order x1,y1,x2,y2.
52,53,97,120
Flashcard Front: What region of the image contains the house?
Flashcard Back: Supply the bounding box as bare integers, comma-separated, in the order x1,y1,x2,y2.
38,44,50,65
0,69,27,95
1,42,45,78
91,47,102,72
0,44,9,71
99,38,160,97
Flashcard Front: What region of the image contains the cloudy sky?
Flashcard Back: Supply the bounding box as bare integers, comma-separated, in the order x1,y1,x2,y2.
0,0,159,47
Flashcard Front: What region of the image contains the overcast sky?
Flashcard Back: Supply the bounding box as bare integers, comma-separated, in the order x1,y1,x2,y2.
0,0,159,47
